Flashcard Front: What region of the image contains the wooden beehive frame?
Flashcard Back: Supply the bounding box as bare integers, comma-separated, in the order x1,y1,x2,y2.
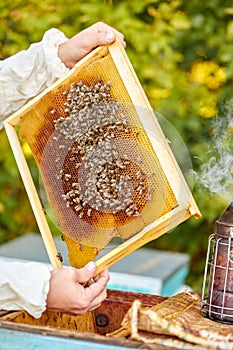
3,38,201,273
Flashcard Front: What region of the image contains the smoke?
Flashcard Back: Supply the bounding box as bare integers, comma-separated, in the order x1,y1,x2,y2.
195,99,233,201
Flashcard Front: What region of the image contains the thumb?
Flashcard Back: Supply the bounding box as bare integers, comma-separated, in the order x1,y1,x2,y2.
97,30,116,45
82,26,116,49
74,261,96,284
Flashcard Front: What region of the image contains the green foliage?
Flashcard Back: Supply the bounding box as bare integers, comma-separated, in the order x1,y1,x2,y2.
1,0,233,291
0,132,37,243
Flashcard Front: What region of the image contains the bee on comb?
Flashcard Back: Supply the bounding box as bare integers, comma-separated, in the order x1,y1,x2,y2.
4,39,201,273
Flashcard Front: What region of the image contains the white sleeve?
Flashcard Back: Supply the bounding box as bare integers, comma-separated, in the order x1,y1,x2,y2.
0,28,70,129
0,261,51,318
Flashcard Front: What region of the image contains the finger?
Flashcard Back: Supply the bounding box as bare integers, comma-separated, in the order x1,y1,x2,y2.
85,270,109,287
84,285,108,311
73,261,96,284
108,28,126,47
60,22,126,69
87,270,109,298
91,22,126,47
85,278,95,287
65,288,104,314
94,269,110,283
87,22,124,45
74,22,125,52
72,281,108,314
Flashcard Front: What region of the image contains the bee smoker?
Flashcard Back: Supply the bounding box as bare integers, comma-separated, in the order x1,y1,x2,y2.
201,202,233,324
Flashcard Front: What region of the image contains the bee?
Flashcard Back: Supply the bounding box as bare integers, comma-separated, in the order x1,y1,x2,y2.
42,207,46,215
56,252,63,263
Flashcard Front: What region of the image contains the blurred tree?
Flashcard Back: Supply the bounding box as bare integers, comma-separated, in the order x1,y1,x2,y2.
1,0,233,291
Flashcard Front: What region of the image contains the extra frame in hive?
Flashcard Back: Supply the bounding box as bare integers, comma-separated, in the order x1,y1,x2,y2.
3,38,201,274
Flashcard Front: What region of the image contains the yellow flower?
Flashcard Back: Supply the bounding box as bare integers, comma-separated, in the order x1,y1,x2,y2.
199,105,218,119
149,88,171,99
198,95,218,119
190,61,226,90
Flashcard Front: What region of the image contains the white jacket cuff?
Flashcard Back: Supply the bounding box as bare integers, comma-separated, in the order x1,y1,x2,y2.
41,28,70,81
0,261,51,319
0,28,70,128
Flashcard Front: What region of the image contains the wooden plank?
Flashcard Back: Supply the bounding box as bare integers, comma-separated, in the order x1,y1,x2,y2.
108,38,201,218
0,290,167,349
0,327,141,350
94,204,191,276
95,289,166,335
10,310,96,333
0,290,165,334
3,123,62,269
3,46,104,128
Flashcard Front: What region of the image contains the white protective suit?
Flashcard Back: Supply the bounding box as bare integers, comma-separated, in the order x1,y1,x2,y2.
0,28,70,318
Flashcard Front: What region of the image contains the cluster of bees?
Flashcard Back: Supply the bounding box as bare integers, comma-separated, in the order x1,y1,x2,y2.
50,78,152,221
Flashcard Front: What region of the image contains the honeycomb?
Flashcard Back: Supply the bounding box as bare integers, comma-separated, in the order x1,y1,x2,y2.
17,43,178,268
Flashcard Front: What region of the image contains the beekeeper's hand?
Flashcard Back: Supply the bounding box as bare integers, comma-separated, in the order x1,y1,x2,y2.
46,261,109,314
58,21,126,69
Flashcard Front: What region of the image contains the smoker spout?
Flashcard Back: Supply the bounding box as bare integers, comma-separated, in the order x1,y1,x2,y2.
216,201,233,237
217,201,233,225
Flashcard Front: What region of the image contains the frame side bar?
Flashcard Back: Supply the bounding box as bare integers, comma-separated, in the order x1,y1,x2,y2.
3,122,62,269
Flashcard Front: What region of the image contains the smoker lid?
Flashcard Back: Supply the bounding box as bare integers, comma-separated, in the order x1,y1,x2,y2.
216,202,233,227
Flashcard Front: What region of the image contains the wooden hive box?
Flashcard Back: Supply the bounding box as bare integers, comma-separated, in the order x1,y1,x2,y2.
0,290,168,350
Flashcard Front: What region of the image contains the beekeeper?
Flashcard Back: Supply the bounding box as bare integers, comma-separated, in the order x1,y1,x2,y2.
0,22,125,318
